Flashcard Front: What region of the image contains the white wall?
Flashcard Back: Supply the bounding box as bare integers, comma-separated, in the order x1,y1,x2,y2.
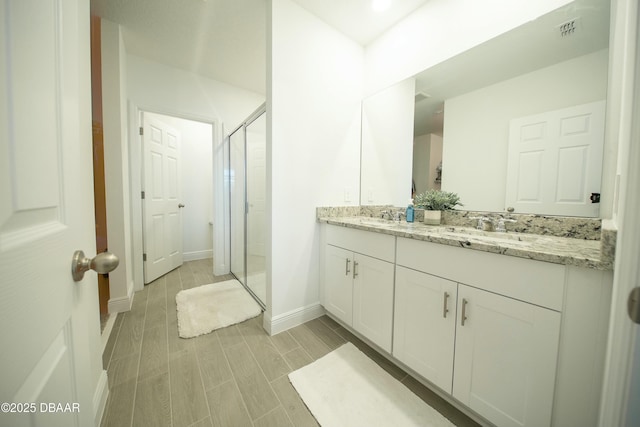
146,113,214,261
101,19,134,313
442,49,609,212
126,54,265,285
364,0,573,95
268,0,364,331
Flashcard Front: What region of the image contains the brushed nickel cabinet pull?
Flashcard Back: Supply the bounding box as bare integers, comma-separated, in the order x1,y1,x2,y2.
443,292,450,318
353,261,358,279
461,298,468,326
345,258,351,275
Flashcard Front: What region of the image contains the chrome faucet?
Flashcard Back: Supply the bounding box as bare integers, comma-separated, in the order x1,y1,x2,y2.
380,210,393,220
470,216,493,231
496,217,517,232
469,215,517,232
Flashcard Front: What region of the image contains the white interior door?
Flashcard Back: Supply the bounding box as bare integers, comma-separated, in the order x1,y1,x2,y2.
506,100,605,217
0,1,104,426
142,113,183,283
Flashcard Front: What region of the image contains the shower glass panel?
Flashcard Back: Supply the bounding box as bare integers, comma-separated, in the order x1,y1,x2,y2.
229,128,246,286
245,112,266,305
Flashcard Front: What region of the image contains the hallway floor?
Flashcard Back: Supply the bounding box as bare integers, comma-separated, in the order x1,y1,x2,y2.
101,259,480,427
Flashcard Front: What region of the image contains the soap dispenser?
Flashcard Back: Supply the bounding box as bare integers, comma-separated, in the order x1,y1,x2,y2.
406,199,415,223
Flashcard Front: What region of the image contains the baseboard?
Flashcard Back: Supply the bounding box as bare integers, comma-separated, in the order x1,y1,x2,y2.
264,303,325,335
184,250,213,262
101,314,117,354
107,287,134,313
214,261,229,277
93,369,109,427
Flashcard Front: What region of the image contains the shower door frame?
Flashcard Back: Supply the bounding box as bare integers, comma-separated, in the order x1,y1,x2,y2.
228,103,267,309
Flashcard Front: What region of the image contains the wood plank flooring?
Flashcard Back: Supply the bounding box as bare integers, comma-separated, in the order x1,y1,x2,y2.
101,259,480,427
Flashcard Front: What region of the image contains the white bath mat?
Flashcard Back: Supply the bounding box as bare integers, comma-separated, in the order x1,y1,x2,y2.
175,279,261,338
288,342,455,427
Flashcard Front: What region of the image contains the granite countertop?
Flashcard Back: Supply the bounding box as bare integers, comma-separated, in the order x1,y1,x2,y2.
318,216,614,271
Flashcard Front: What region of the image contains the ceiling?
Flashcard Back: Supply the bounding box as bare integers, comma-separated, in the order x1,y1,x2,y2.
90,0,609,135
91,0,267,94
91,0,431,95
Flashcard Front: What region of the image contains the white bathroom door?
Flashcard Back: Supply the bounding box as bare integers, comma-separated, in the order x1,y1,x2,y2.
142,113,183,283
505,101,605,217
0,1,101,426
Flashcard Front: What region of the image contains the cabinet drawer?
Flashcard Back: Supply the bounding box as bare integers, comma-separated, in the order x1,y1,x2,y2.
396,237,565,311
326,224,395,262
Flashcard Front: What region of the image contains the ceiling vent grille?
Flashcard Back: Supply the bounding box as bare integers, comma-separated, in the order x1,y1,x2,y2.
557,18,580,38
415,91,430,103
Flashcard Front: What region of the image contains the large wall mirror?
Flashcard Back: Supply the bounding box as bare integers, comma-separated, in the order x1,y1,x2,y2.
361,0,610,217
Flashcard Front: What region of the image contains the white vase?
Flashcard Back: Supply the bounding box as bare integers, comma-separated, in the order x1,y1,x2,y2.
423,210,442,225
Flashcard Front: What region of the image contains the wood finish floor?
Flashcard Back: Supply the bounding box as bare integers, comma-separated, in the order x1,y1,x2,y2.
101,259,480,427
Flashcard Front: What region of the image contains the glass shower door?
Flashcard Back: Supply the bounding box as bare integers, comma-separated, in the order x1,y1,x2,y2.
229,128,246,286
245,112,266,305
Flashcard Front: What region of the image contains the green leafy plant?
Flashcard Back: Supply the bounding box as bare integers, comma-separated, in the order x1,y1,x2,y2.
414,190,462,211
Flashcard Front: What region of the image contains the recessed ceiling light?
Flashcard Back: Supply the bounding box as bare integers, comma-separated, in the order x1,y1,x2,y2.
372,0,391,13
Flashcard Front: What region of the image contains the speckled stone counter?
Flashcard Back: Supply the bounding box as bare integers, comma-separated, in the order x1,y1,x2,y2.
317,207,614,271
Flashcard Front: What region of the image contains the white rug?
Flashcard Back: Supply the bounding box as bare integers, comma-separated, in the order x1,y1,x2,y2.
289,342,455,427
175,279,262,338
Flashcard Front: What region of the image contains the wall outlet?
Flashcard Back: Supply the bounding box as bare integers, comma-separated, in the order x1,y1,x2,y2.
344,187,352,202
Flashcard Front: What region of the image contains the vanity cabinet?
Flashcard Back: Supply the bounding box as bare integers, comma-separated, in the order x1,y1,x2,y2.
394,237,563,427
322,225,395,352
320,224,612,427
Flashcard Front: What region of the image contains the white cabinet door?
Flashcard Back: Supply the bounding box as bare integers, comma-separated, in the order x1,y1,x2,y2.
352,253,395,352
324,245,354,325
393,267,457,393
453,285,561,427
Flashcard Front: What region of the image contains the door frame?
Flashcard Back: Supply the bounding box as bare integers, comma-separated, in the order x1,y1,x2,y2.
598,0,639,424
127,102,224,291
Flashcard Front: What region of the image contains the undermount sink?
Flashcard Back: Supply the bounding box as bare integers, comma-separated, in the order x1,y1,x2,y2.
350,218,545,246
355,218,411,227
434,226,543,244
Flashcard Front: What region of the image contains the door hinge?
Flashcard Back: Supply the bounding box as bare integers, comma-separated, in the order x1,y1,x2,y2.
139,126,144,136
143,253,147,262
141,191,145,199
629,287,640,324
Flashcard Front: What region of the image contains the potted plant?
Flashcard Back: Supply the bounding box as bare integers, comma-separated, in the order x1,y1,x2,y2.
414,190,462,225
